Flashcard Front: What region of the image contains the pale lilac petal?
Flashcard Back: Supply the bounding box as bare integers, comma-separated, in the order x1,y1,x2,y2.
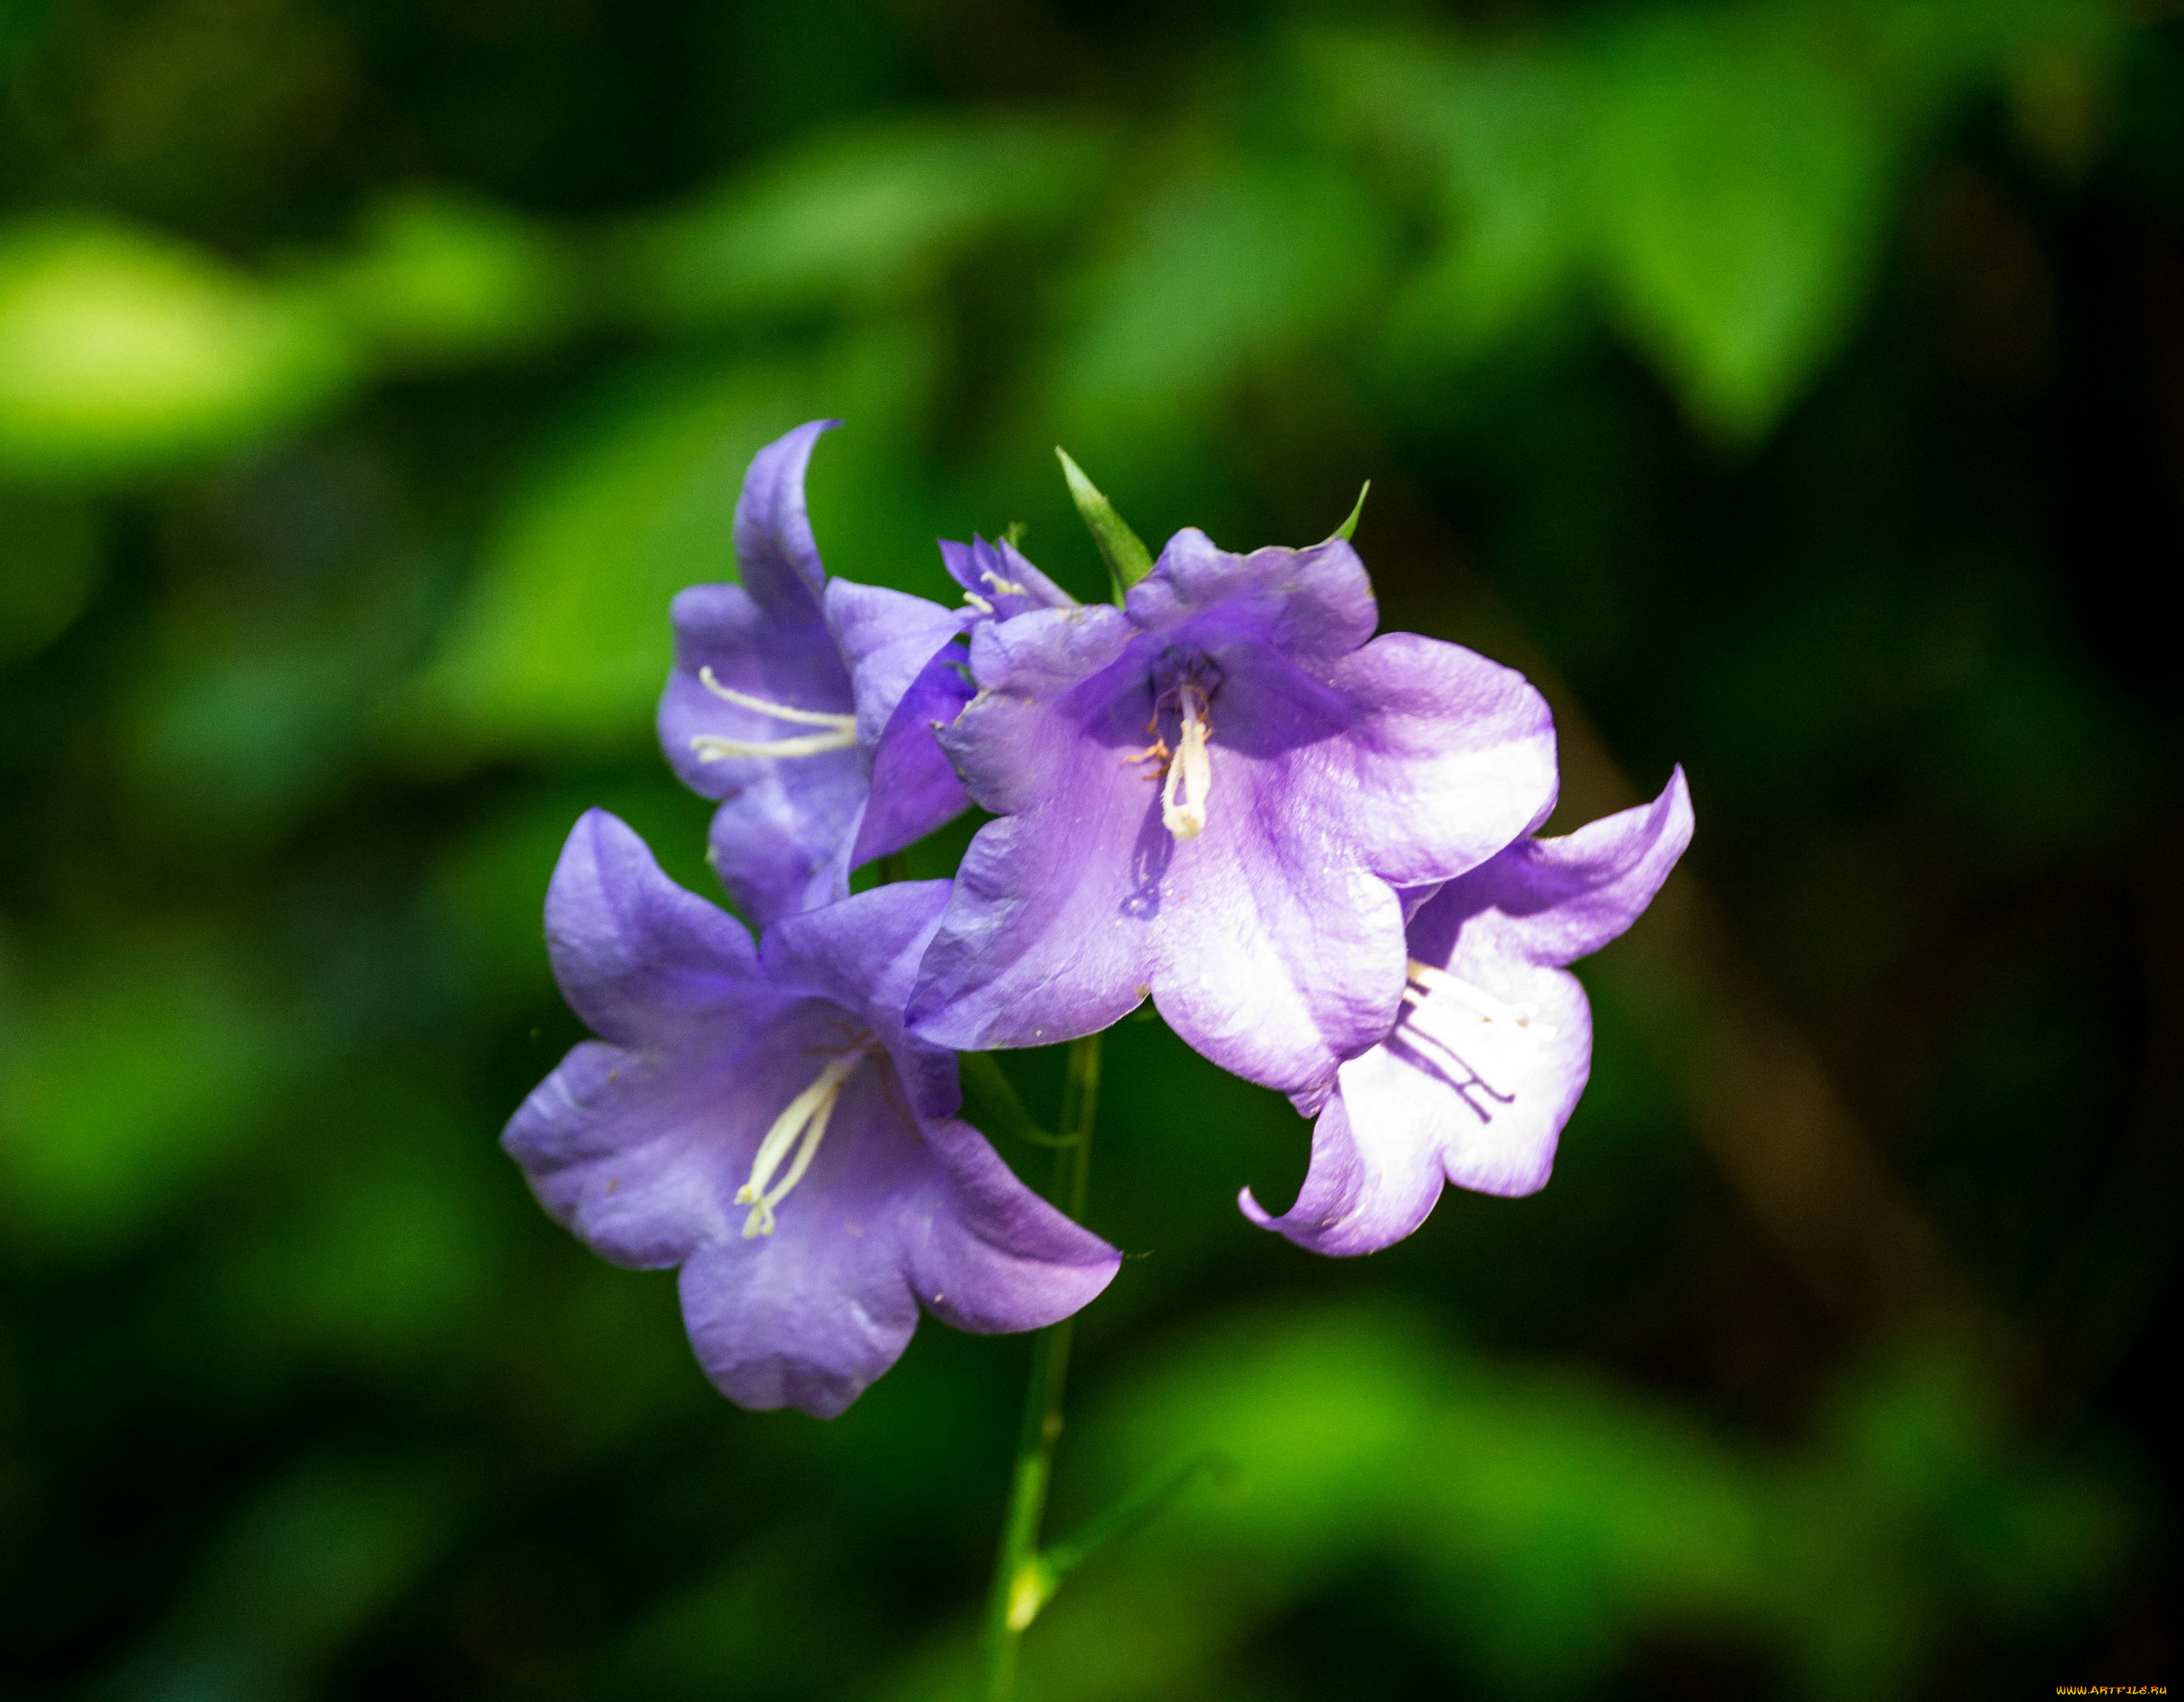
1300,631,1560,890
899,1116,1121,1333
538,808,761,1045
1136,641,1412,1090
1127,531,1377,664
733,419,839,619
823,578,973,749
1246,774,1692,1254
851,636,978,866
1412,767,1694,971
1238,1066,1446,1257
907,612,1157,1052
1411,962,1593,1197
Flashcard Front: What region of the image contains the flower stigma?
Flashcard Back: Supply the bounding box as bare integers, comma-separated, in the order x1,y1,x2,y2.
737,1043,874,1237
1161,682,1212,840
690,665,858,762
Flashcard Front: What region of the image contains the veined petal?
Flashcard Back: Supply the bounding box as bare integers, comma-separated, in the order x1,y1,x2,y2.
1307,631,1560,890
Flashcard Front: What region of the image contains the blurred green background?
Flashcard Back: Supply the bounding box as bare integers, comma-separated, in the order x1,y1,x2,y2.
2,0,2177,1696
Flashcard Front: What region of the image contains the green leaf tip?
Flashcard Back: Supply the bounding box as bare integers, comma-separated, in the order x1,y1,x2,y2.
1331,479,1370,543
1056,446,1153,603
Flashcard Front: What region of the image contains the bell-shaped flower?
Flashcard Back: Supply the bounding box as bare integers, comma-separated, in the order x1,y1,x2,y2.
1242,769,1693,1255
660,422,1069,923
905,528,1560,1101
503,809,1120,1418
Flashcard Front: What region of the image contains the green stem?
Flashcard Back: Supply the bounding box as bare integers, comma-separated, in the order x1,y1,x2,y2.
981,1033,1101,1701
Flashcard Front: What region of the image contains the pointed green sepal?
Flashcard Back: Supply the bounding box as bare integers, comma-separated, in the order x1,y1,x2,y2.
1330,479,1371,543
1056,447,1154,605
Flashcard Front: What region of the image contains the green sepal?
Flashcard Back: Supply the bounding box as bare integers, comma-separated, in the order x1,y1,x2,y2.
1056,447,1154,605
1330,479,1370,543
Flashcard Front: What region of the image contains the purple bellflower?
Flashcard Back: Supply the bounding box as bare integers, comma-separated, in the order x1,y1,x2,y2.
1242,769,1693,1254
660,423,1071,924
905,529,1561,1102
503,809,1120,1418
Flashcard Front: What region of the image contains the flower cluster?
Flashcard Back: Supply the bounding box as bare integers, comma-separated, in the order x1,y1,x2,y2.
506,422,1692,1415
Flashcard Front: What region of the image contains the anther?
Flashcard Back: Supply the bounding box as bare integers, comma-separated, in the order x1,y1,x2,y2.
736,1045,871,1236
1161,683,1212,839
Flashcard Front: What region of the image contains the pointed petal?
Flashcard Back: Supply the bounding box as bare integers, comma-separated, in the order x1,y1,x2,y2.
541,809,761,1047
900,1115,1120,1333
1410,768,1694,972
733,419,839,619
1239,1065,1446,1256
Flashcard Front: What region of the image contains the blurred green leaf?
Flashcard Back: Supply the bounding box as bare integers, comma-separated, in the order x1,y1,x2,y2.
0,485,103,665
1590,19,1894,444
0,941,290,1253
310,190,577,369
628,114,1111,325
0,218,357,483
1054,154,1390,456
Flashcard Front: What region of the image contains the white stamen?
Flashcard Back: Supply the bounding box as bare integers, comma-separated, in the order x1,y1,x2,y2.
696,666,857,729
961,590,996,615
688,666,858,761
1161,683,1212,840
980,569,1028,597
691,730,858,760
736,1047,869,1237
1403,959,1557,1040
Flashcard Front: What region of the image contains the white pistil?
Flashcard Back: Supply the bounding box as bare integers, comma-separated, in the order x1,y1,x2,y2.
1161,683,1212,840
736,1047,869,1237
689,665,858,762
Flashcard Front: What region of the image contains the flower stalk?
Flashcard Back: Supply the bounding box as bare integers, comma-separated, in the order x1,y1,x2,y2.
982,1032,1101,1701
